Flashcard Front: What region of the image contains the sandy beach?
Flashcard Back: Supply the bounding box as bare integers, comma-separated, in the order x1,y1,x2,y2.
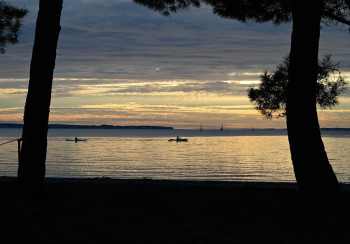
0,177,350,243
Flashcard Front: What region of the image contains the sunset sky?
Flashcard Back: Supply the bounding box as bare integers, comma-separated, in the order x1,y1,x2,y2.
2,0,350,129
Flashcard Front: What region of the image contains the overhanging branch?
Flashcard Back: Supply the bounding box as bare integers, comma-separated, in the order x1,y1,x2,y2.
323,11,350,26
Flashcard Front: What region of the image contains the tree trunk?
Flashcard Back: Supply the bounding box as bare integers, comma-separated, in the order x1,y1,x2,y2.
18,0,63,193
287,1,339,193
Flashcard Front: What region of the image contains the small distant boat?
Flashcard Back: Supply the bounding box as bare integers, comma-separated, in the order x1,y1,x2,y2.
66,137,87,142
168,136,188,142
199,123,203,131
220,123,224,131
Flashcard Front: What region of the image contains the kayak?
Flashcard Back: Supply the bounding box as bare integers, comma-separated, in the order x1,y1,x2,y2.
66,138,87,142
168,138,188,142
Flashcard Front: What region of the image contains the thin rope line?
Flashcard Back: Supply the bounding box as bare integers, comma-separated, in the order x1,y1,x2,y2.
0,138,21,146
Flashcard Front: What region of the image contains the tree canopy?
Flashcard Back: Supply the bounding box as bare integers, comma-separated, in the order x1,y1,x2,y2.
0,1,27,54
248,55,347,119
134,0,350,26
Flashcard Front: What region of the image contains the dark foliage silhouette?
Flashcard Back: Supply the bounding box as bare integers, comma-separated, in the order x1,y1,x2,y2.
134,0,201,16
134,0,350,193
0,1,27,53
18,0,63,193
248,55,347,119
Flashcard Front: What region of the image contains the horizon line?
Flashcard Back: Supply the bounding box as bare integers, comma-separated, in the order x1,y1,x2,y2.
1,122,350,131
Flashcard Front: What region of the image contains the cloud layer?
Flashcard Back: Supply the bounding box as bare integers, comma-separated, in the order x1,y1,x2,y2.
1,0,350,128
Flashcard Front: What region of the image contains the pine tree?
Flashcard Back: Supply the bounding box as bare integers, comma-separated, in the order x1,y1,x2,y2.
134,0,350,193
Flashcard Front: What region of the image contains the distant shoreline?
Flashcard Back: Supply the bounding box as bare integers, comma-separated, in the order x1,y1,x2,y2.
0,123,174,130
1,123,350,131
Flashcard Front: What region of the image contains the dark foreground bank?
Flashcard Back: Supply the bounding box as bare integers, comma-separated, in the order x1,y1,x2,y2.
0,177,350,244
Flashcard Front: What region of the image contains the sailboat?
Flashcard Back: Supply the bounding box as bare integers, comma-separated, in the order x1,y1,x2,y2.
220,123,224,131
199,123,203,131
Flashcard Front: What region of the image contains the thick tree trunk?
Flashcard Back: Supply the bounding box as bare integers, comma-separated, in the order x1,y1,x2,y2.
287,1,339,193
18,0,63,193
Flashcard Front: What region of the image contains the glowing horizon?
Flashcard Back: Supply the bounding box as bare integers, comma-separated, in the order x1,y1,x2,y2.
2,1,350,129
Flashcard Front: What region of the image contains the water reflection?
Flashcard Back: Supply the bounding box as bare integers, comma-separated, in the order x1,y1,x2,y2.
0,130,349,183
44,135,296,182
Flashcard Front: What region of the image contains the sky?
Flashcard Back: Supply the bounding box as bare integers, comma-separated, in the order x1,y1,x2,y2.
1,0,350,129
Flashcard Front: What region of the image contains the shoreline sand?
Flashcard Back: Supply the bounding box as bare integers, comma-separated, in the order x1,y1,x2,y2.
1,177,350,243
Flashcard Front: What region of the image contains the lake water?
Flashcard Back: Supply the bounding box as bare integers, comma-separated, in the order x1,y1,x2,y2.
0,128,350,183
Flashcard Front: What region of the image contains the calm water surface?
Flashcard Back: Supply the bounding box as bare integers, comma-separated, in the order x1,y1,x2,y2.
0,128,349,183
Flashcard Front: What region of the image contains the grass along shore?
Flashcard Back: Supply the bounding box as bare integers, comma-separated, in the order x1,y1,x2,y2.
0,177,350,243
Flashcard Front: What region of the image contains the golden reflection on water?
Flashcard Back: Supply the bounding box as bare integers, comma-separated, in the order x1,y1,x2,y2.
1,130,349,183
43,135,297,182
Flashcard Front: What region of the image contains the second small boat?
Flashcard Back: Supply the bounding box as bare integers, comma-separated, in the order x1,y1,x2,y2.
66,137,88,142
168,136,188,142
